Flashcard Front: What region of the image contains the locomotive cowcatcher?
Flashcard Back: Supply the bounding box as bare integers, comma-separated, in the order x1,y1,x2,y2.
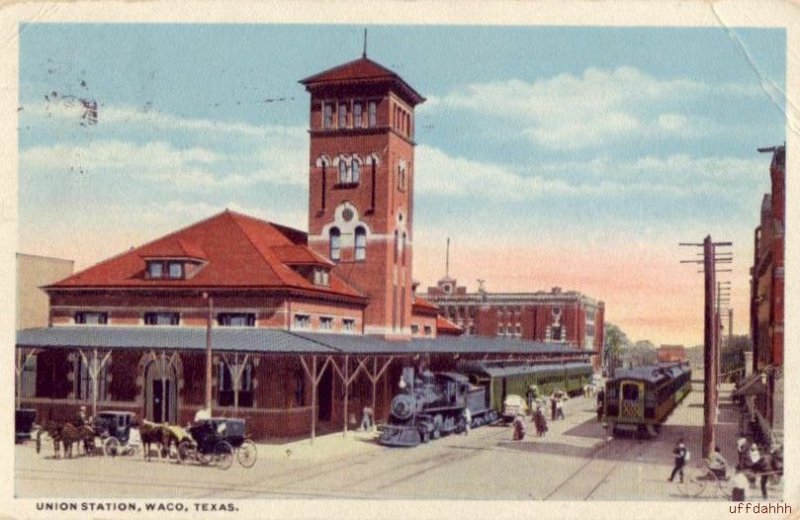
379,367,499,447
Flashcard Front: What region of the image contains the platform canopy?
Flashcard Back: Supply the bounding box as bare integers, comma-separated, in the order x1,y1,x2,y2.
17,327,592,357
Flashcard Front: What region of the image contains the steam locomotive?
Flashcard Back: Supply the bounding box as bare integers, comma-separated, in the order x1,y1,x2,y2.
379,368,499,447
379,361,593,447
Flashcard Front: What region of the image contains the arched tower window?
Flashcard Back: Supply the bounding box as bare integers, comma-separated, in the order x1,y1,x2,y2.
355,227,367,261
329,227,341,261
352,159,361,184
338,160,348,184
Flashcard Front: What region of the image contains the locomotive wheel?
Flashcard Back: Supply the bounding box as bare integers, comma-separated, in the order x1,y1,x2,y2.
237,440,257,468
214,441,234,470
177,440,193,463
104,437,120,457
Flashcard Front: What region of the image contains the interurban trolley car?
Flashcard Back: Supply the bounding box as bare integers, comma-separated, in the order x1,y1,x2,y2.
603,362,692,438
379,361,593,447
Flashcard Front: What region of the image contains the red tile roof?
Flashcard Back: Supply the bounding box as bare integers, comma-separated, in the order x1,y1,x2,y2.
140,237,206,260
412,295,439,314
47,210,364,300
300,57,425,106
436,315,463,335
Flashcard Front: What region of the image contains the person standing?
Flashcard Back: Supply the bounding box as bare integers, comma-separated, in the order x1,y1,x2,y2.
749,444,769,499
707,446,728,479
550,394,557,421
556,398,565,420
668,438,687,483
360,406,374,432
596,388,605,422
462,407,472,435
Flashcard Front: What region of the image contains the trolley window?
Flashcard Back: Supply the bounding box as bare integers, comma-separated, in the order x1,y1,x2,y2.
622,384,639,401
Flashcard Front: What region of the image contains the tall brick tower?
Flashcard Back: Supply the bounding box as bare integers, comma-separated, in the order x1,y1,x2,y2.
300,53,425,338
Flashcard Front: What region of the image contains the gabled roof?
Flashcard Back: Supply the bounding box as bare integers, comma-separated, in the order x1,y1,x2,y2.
46,210,364,300
300,56,425,106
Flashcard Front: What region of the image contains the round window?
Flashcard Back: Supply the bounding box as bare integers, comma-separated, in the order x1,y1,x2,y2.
342,208,354,222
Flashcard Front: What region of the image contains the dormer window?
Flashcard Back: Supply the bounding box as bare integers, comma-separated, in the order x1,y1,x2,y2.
313,267,330,286
147,262,163,278
145,260,191,279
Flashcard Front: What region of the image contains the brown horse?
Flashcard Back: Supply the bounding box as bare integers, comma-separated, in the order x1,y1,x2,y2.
35,421,96,459
36,421,64,458
139,420,170,461
60,423,97,458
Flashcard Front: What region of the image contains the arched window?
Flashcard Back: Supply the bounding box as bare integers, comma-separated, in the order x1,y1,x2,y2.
338,160,348,184
330,227,341,261
353,103,363,128
355,227,367,261
352,159,361,184
338,103,347,128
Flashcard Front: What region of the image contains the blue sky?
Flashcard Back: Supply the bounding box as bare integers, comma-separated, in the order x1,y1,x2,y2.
17,24,786,345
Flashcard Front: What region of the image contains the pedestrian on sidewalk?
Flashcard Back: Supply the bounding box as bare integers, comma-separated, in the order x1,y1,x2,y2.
668,438,688,483
533,406,547,437
596,388,605,422
556,398,565,421
360,406,374,432
462,407,471,435
512,414,526,441
550,394,557,421
749,444,769,499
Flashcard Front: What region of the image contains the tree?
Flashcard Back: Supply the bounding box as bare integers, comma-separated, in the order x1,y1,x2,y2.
625,340,658,366
603,323,630,375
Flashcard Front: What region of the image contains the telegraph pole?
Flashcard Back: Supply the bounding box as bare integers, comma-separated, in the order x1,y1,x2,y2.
680,236,732,458
204,292,214,415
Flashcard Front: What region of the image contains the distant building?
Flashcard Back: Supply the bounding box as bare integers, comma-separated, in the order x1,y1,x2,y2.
16,253,74,330
749,144,784,427
657,345,686,363
426,277,604,368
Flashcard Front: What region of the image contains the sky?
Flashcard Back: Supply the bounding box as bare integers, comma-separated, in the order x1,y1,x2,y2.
17,24,786,347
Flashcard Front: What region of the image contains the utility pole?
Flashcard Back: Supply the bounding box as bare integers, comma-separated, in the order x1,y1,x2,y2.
680,236,732,458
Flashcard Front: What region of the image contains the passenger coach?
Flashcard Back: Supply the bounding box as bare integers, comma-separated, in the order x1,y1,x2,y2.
603,362,691,438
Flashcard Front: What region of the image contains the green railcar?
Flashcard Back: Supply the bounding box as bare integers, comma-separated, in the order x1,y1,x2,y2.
458,361,593,413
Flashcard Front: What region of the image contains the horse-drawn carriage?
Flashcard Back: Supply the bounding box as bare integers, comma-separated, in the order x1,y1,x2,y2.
94,411,140,457
176,418,257,470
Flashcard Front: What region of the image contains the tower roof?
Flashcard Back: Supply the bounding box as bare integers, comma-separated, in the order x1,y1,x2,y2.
300,56,425,106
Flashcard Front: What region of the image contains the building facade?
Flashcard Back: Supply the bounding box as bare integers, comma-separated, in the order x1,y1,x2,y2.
426,278,604,368
749,144,784,427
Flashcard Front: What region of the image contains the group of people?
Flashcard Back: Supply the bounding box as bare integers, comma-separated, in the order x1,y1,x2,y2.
668,435,779,500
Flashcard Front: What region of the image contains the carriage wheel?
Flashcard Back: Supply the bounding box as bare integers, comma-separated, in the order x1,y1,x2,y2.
237,440,257,468
177,440,193,464
104,437,120,457
214,441,234,470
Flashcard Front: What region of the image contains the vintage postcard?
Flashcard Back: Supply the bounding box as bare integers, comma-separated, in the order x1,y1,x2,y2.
2,1,798,519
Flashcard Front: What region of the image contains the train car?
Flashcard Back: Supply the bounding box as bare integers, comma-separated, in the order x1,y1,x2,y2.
603,362,691,438
458,361,594,414
379,368,499,447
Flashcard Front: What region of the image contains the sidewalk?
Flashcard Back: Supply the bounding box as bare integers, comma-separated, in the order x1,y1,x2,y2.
254,428,384,463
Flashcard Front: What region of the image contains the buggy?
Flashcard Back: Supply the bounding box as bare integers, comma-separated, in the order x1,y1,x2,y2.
94,411,140,457
177,418,257,470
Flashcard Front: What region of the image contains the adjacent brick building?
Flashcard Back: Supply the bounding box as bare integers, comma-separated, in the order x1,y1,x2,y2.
426,277,604,369
749,144,785,427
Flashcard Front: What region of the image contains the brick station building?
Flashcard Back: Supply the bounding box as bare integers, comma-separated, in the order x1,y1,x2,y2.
16,52,592,440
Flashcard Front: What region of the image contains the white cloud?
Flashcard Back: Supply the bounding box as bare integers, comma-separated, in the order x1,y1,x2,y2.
430,66,759,150
416,145,767,200
20,137,308,189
